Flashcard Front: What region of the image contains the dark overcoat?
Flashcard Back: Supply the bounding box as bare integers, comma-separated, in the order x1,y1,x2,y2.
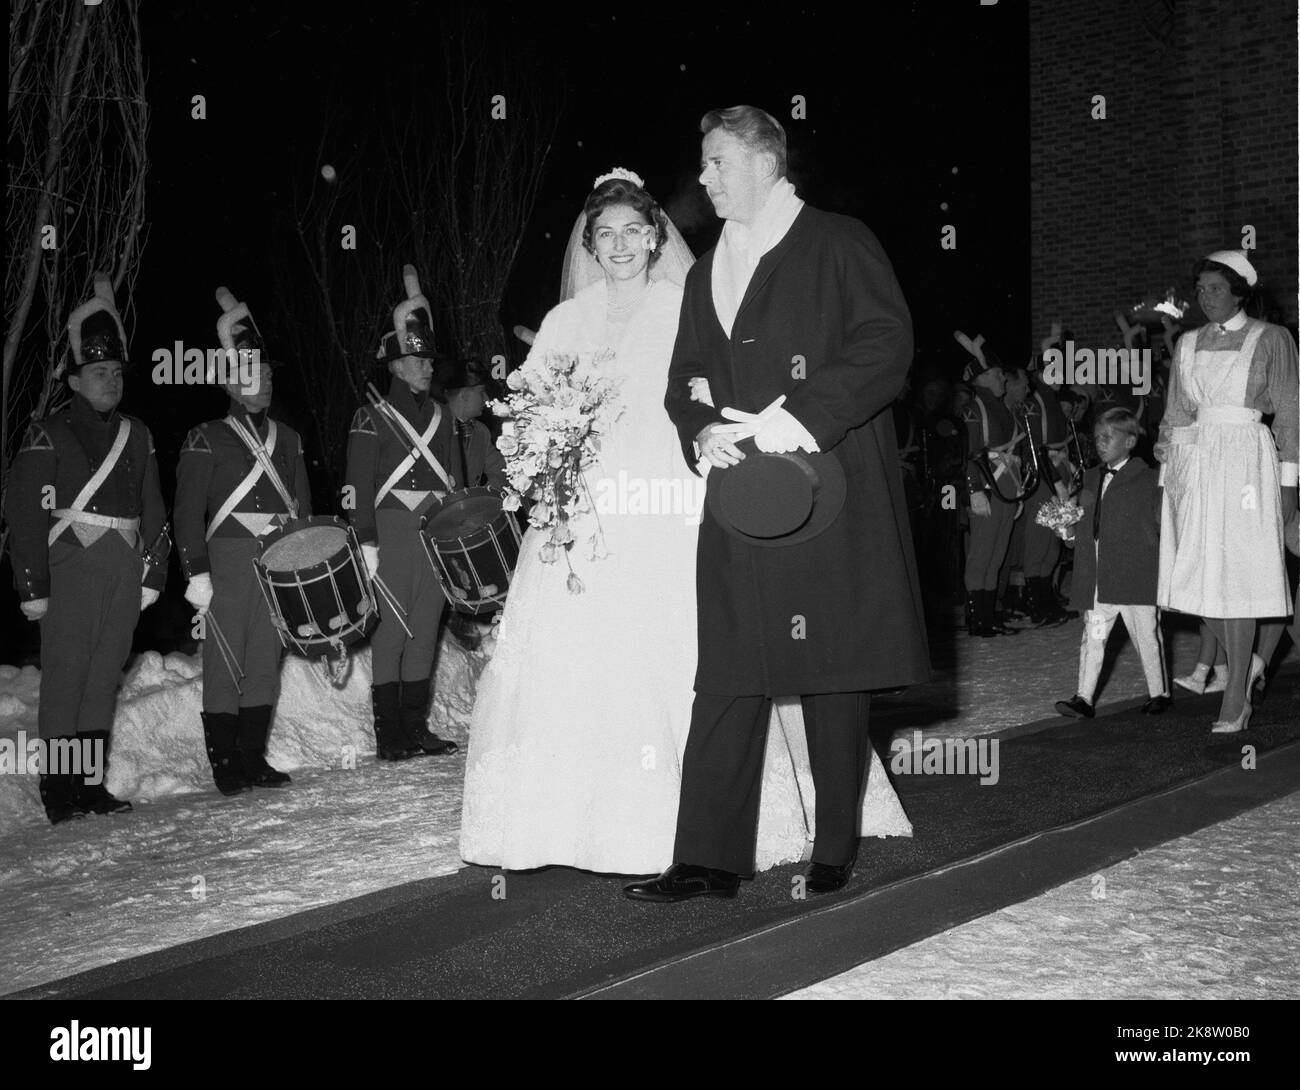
1068,458,1161,611
664,204,930,696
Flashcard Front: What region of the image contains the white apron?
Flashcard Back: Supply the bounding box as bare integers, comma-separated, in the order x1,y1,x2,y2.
1158,320,1291,617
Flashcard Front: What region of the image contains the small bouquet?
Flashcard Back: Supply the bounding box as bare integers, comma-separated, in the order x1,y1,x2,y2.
490,350,622,593
1035,495,1084,541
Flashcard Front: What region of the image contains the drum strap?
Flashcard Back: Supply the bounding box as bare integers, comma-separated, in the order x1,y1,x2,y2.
374,401,454,507
207,418,295,541
48,419,131,546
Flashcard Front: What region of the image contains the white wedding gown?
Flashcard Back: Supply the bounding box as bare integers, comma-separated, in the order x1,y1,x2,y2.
459,278,910,875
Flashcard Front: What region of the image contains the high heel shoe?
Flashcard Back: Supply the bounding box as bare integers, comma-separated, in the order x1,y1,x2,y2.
1173,667,1210,695
1210,701,1253,734
1246,653,1267,706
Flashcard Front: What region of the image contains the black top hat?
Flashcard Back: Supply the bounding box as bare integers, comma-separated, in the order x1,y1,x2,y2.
706,439,847,547
65,272,128,374
434,357,491,393
378,264,438,362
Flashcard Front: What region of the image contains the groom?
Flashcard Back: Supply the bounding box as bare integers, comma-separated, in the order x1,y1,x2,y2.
627,105,929,902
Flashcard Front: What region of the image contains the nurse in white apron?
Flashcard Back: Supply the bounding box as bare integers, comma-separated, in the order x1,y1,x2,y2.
1155,249,1298,732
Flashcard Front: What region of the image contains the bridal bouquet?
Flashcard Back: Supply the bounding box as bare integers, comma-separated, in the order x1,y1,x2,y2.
490,350,622,593
1035,495,1084,540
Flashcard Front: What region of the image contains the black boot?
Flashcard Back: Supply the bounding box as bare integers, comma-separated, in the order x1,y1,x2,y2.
201,712,252,796
39,772,87,825
399,677,458,756
1002,581,1029,621
373,682,421,761
1028,576,1071,626
237,706,291,787
74,730,133,815
982,589,1019,635
965,591,988,636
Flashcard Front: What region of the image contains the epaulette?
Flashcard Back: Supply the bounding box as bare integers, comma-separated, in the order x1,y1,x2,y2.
181,427,212,454
349,406,376,436
18,421,54,453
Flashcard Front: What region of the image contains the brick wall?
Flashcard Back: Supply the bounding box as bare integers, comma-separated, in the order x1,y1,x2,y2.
1030,0,1297,351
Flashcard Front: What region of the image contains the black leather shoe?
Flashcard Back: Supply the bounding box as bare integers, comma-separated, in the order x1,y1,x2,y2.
410,732,459,756
376,744,423,761
624,862,741,903
1141,694,1172,715
1054,695,1095,719
75,778,133,815
805,860,854,895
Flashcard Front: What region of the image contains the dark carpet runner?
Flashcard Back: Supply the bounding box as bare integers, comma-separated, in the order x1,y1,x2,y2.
18,669,1299,1000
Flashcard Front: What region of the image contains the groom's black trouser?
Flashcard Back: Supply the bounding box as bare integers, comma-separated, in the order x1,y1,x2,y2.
673,690,873,876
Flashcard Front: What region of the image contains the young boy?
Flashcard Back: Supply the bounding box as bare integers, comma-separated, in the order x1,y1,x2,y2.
1055,408,1170,719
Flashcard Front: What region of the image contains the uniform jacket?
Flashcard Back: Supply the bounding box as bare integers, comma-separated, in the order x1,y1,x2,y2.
344,379,459,546
174,406,312,578
1068,457,1161,610
664,204,929,695
960,384,1019,498
5,394,167,599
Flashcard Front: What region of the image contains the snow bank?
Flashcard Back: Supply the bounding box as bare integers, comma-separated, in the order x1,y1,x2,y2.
0,631,490,837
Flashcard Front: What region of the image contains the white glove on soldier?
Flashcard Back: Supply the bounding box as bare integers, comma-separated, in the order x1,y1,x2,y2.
361,544,380,578
719,396,819,454
140,587,160,610
184,573,214,615
20,598,48,621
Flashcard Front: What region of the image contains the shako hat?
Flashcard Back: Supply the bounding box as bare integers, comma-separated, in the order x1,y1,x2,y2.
64,272,128,376
954,330,1007,382
705,438,847,547
377,264,438,362
212,286,272,383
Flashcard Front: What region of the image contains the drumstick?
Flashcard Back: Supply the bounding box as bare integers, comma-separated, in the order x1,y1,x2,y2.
205,611,245,694
370,573,415,639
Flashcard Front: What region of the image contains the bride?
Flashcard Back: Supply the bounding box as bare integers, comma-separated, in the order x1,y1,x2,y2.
459,168,909,875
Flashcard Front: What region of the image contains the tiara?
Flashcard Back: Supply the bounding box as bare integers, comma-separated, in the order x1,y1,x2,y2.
593,167,645,190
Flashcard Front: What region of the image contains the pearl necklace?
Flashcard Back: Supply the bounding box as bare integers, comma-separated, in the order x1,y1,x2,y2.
606,281,650,318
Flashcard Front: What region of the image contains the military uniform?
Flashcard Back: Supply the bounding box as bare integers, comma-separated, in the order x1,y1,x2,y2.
1019,378,1076,623
174,289,309,794
345,265,460,760
961,383,1022,635
4,274,168,822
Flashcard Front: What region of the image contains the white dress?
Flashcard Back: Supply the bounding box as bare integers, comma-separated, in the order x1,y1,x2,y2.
459,278,910,875
1158,319,1294,618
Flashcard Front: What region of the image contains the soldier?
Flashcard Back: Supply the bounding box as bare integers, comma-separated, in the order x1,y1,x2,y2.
1020,361,1078,625
956,331,1022,637
174,289,309,795
346,266,459,761
5,274,168,823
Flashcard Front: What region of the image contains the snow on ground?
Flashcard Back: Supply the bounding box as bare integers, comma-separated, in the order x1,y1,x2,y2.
0,612,1291,995
785,790,1300,1000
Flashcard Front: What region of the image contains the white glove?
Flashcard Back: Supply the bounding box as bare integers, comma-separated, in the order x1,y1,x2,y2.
970,492,992,518
140,587,160,610
361,544,380,578
185,573,214,615
719,396,819,454
20,598,48,621
689,377,715,407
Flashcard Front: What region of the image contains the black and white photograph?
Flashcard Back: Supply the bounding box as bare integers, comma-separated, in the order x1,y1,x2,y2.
1,0,1297,1042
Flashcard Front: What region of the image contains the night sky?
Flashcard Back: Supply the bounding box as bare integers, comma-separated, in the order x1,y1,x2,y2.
133,0,1029,462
